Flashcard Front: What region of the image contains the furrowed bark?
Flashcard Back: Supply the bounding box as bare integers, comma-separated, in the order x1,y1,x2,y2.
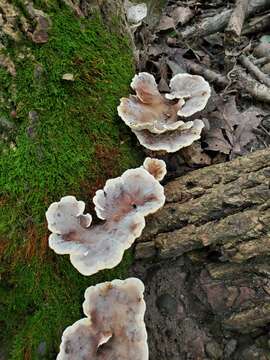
135,148,270,259
134,149,270,355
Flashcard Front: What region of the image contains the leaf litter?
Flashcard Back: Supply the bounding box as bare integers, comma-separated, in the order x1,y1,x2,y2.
131,0,270,173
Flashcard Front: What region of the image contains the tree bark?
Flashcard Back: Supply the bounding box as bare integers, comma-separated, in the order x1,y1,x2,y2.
133,148,270,359
65,0,134,45
136,148,270,260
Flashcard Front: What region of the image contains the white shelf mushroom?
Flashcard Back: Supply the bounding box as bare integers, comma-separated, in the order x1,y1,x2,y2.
117,72,210,153
118,72,185,134
57,278,148,360
133,119,205,153
125,1,147,26
46,163,166,276
165,73,211,117
143,157,166,181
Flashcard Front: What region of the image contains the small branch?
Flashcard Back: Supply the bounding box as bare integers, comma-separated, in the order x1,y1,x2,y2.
239,55,270,87
135,148,270,262
185,60,229,87
253,57,270,66
235,66,270,103
242,13,270,35
225,0,249,42
179,9,231,39
178,0,270,39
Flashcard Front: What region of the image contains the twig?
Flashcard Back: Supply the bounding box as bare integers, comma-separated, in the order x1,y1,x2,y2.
259,124,270,139
178,0,270,39
179,9,231,39
242,13,270,35
239,55,270,87
225,0,249,42
253,57,270,65
223,64,238,94
235,66,270,103
185,60,229,87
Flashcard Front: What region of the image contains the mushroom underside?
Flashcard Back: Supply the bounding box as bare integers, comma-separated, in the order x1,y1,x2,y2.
133,119,204,152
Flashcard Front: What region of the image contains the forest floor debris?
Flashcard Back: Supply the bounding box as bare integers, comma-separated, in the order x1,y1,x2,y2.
134,0,270,175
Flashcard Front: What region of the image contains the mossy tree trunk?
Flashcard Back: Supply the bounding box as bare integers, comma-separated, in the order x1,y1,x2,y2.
0,1,142,359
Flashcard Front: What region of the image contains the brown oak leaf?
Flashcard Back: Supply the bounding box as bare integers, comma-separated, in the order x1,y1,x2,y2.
204,97,265,157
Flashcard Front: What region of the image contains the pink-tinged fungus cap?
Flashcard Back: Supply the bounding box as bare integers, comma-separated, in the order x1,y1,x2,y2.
143,157,166,181
130,72,162,104
118,72,210,153
57,278,148,360
46,164,166,275
165,74,211,117
46,195,92,235
133,119,204,153
118,72,185,134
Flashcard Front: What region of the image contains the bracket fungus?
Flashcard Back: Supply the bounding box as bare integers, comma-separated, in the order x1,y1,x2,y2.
165,73,211,117
118,72,185,134
57,278,148,360
46,162,166,275
125,1,147,27
142,157,166,181
134,119,205,153
117,72,210,152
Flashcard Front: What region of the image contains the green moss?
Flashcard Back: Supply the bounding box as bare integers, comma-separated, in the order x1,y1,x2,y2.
0,3,142,359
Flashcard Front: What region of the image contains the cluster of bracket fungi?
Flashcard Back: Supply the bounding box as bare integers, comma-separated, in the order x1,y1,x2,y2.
46,69,211,358
46,158,166,359
118,72,210,152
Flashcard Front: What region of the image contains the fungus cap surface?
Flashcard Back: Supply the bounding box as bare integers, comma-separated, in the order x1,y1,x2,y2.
118,72,185,134
57,278,148,360
46,165,166,275
125,2,147,25
165,74,211,117
143,157,166,181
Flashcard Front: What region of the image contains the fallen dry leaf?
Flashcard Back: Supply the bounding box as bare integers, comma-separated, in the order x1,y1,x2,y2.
158,57,170,92
203,97,265,157
147,43,174,57
156,15,175,32
203,128,231,154
169,6,194,26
